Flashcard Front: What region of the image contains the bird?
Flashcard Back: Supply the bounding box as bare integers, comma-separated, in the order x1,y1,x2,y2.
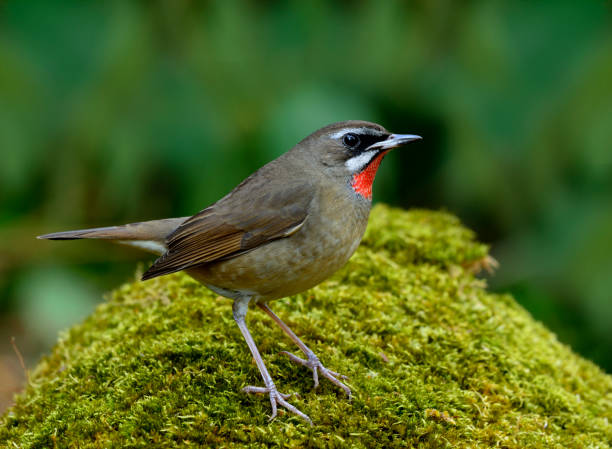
38,120,421,424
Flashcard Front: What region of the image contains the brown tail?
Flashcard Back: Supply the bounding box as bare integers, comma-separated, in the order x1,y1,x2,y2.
37,217,189,255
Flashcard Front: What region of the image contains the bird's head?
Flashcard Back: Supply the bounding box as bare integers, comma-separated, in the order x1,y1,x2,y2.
295,121,421,200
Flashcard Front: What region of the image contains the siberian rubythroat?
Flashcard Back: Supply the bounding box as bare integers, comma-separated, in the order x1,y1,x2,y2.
39,121,421,423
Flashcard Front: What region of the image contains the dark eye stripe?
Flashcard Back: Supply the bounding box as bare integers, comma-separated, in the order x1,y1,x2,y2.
346,133,389,154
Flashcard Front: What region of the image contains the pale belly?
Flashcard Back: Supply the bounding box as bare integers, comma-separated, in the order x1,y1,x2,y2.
188,194,370,302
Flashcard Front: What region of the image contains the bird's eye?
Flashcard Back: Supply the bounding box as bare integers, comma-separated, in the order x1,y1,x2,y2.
342,133,360,149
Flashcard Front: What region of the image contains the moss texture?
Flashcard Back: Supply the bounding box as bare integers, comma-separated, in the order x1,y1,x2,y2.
2,205,611,448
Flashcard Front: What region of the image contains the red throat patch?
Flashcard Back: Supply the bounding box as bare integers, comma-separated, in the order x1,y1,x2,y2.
351,151,388,200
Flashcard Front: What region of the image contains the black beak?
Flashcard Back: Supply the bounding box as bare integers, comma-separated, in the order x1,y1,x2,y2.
367,133,422,151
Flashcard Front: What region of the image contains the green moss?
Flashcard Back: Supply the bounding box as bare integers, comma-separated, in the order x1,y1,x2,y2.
2,204,611,448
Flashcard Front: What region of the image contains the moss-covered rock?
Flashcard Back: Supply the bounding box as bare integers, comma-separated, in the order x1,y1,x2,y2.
2,205,611,448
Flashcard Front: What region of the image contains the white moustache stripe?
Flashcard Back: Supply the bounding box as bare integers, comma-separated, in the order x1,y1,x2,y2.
345,151,377,173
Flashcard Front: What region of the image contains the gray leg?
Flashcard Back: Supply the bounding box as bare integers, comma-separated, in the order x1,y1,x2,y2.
257,302,351,398
233,297,312,424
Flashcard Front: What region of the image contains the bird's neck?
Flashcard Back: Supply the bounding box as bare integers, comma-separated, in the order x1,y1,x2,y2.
350,151,387,200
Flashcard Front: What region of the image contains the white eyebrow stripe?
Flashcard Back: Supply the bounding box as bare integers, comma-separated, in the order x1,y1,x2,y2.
330,127,384,139
345,150,377,173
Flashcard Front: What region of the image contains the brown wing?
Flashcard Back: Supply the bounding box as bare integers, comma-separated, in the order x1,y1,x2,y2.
141,177,314,280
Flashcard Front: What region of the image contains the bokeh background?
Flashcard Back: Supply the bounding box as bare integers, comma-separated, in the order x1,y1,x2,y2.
1,1,611,412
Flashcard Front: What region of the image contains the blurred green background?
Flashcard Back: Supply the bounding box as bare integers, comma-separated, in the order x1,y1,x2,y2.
1,0,611,411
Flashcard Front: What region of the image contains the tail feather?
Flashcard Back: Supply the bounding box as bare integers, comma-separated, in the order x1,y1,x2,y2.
37,217,189,255
38,226,126,240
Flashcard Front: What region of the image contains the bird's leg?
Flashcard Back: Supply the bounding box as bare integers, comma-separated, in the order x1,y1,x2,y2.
257,302,351,398
232,297,312,424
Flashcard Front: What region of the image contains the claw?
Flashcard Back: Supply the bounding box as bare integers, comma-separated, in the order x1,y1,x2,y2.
280,350,352,399
242,384,312,425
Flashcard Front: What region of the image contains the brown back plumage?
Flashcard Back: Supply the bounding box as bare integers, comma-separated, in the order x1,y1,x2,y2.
141,157,316,280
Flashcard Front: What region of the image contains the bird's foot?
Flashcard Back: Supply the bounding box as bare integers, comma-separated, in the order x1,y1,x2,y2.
242,384,312,425
280,350,352,398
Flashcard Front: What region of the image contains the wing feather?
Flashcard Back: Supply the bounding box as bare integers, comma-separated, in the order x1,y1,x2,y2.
142,179,314,280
